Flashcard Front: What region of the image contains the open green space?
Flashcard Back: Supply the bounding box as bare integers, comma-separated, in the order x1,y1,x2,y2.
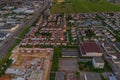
0,59,12,77
50,73,55,80
51,0,120,14
51,47,62,71
49,47,62,80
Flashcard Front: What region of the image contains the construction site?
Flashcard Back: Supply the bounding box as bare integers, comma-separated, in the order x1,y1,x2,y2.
2,47,54,80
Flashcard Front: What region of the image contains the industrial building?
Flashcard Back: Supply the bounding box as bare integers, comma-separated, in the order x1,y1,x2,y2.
81,72,102,80
0,24,19,32
62,48,78,58
80,42,102,57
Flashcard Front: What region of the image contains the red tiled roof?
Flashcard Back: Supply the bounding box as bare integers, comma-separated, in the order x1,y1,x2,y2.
80,42,101,53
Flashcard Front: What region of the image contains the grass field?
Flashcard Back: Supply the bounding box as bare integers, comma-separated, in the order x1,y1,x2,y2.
50,0,120,14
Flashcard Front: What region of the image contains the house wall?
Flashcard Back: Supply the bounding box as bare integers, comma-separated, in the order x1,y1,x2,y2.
83,52,102,57
92,58,104,69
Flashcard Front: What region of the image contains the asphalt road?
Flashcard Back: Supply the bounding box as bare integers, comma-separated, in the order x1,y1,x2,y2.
0,2,49,60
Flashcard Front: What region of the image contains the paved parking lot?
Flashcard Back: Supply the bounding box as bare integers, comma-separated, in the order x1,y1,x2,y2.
59,58,78,72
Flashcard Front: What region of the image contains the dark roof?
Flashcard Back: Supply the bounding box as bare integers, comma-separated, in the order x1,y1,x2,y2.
0,25,14,29
103,42,110,47
62,48,78,57
0,32,7,38
76,21,90,27
80,42,101,54
114,43,120,50
109,53,120,62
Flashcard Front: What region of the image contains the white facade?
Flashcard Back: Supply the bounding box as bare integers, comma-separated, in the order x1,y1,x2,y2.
92,58,104,69
83,52,102,57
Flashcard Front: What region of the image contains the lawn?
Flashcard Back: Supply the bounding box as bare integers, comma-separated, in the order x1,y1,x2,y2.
51,47,62,71
51,0,120,14
49,47,62,80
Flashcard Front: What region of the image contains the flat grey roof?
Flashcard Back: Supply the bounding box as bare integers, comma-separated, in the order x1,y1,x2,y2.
62,48,78,57
94,57,104,63
85,72,102,80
